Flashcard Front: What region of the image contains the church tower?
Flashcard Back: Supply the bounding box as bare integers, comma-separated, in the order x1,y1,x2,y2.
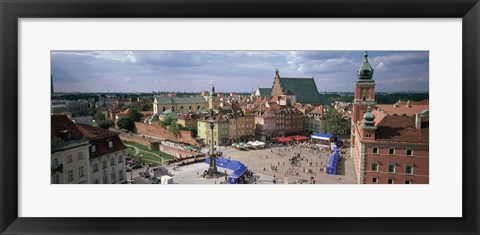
271,68,283,97
352,51,376,125
208,81,216,109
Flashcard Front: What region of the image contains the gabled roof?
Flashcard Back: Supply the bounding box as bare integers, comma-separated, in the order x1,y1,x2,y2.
279,77,321,104
76,124,127,157
154,97,173,104
310,105,324,114
51,114,85,141
257,88,272,96
173,97,207,104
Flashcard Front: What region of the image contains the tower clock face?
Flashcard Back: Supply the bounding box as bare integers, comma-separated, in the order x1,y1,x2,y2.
362,88,368,98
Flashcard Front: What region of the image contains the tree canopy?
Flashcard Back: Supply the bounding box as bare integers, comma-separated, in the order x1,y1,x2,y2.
117,117,135,131
127,109,142,122
325,109,348,135
97,120,114,129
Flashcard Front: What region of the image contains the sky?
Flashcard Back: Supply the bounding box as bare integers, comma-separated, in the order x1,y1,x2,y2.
51,50,429,93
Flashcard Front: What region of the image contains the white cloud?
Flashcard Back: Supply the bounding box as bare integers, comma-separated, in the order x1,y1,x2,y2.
376,62,388,72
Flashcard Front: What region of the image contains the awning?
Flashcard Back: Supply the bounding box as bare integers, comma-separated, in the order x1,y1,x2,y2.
291,135,309,141
311,132,336,141
277,137,293,142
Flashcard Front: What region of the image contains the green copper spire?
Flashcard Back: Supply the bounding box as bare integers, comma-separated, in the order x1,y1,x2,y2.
357,51,374,79
210,81,216,97
363,105,376,128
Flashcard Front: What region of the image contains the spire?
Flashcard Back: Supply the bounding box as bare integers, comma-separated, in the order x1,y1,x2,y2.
357,51,374,79
210,81,216,97
275,68,279,77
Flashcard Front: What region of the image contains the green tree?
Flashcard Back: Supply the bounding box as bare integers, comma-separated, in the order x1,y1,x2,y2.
94,110,106,121
97,120,114,129
325,108,348,135
168,122,182,134
127,109,142,122
117,117,135,131
88,107,97,117
140,103,153,111
158,116,175,128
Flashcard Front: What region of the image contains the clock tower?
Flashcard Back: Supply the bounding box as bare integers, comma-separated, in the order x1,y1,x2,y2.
352,51,376,126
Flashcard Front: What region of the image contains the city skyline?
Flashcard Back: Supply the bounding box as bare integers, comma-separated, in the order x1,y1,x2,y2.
51,50,429,93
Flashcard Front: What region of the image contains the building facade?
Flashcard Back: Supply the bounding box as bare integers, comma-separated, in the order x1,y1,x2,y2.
51,115,90,184
350,52,429,184
76,124,128,184
197,114,229,146
305,105,326,134
153,96,208,115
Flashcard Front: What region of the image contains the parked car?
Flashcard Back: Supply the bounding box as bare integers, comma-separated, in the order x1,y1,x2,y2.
130,164,142,169
151,177,160,184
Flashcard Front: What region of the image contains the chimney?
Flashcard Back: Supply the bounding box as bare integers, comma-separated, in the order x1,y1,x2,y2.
415,113,422,129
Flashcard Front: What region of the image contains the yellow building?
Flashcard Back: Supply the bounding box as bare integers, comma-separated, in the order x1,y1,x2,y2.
51,115,90,184
153,96,208,115
197,114,229,146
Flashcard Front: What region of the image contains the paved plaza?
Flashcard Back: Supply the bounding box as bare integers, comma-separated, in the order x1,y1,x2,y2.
219,143,358,184
130,142,357,184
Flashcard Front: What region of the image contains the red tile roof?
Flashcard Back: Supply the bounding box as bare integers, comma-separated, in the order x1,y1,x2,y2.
76,124,127,158
51,114,84,141
375,115,429,144
376,99,429,116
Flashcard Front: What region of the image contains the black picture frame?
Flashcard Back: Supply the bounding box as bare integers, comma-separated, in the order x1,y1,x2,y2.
1,0,479,234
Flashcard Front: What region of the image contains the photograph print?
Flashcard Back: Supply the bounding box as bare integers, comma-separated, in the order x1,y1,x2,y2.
50,50,429,185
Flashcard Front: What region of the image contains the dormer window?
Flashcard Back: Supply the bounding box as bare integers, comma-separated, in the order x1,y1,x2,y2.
108,140,113,148
91,145,96,153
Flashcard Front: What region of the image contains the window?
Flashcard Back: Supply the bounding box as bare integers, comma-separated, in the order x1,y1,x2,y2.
78,152,83,160
389,148,395,155
79,166,84,178
53,174,60,184
406,149,413,156
405,179,412,184
118,155,123,163
108,141,113,148
52,158,59,166
67,154,73,163
371,162,378,172
67,170,74,182
93,163,99,172
102,161,107,169
405,164,414,175
94,179,99,184
110,157,115,166
388,163,396,173
387,178,394,184
372,147,379,154
91,145,96,153
371,177,378,183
